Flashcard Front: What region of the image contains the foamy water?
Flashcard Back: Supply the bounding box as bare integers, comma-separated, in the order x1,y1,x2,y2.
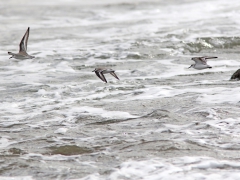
1,0,240,179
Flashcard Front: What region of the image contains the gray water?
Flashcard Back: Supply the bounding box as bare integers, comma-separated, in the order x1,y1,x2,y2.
1,0,240,179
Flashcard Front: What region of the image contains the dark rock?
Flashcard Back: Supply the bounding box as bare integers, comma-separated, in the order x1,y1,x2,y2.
230,69,240,80
49,145,93,155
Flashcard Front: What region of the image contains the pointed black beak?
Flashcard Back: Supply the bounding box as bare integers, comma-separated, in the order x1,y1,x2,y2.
188,65,193,69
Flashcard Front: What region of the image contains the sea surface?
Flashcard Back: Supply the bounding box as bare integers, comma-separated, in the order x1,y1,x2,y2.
1,0,240,179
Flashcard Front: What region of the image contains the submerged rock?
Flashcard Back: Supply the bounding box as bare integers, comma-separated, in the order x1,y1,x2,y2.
49,145,93,155
230,69,240,80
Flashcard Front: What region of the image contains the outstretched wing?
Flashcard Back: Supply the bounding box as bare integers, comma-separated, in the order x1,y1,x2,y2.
110,72,119,80
203,56,218,60
95,71,107,83
99,72,107,83
19,27,30,52
200,56,217,64
199,57,208,64
192,57,206,65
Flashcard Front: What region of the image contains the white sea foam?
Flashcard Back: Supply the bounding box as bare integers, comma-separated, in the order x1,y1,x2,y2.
1,0,240,179
0,177,33,180
67,106,139,119
205,118,240,137
79,157,240,180
54,128,68,134
0,136,16,149
197,87,240,104
21,153,80,161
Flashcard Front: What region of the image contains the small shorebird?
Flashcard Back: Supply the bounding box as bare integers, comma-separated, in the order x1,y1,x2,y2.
8,27,35,60
92,68,120,83
188,56,217,70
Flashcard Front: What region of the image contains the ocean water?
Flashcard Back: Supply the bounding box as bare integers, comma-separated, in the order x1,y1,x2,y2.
1,0,240,179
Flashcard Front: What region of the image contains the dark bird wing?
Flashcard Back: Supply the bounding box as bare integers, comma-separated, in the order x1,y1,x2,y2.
19,27,30,52
204,56,218,60
200,56,217,64
110,72,119,80
99,72,107,83
199,57,208,64
95,71,107,83
192,57,207,65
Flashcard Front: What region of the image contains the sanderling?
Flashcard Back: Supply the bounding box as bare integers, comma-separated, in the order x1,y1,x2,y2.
92,68,120,83
8,27,35,60
188,56,217,70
